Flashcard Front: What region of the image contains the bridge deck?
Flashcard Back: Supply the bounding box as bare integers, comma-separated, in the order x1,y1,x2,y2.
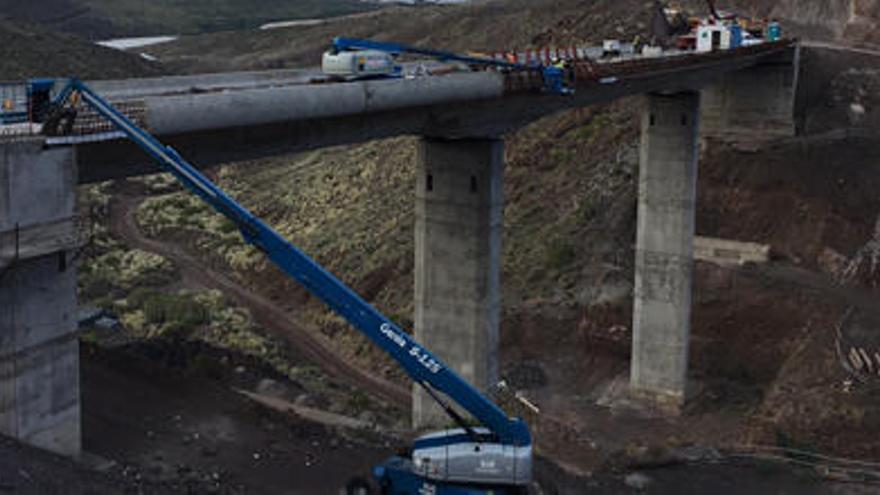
1,40,797,181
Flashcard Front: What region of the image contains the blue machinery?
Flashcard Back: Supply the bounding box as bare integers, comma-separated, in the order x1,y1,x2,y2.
331,37,571,95
21,78,533,494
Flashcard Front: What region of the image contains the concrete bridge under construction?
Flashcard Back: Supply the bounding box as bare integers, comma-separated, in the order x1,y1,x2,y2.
0,40,804,457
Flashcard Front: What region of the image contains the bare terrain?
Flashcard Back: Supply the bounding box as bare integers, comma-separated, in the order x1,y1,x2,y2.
0,0,377,39
0,19,163,79
2,0,880,493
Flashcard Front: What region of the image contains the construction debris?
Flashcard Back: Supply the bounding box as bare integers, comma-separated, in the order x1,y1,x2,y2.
694,236,771,267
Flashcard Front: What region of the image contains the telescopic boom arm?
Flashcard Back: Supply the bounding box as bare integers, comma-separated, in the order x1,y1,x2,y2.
66,78,531,448
332,37,570,95
333,37,530,71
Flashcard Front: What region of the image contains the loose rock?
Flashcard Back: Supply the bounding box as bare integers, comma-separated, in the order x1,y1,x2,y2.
624,472,652,491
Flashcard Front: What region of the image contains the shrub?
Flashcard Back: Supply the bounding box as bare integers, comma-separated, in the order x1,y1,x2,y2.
140,291,209,328
128,288,161,309
545,238,576,271
161,320,199,340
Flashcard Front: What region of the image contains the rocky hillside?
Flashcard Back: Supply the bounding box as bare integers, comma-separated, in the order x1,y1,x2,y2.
146,0,880,75
0,19,163,79
768,0,880,45
682,0,880,46
0,0,376,39
148,0,648,73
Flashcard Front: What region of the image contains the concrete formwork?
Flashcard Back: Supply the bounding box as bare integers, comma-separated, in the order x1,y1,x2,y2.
700,49,799,146
0,139,80,456
630,92,700,412
413,137,503,429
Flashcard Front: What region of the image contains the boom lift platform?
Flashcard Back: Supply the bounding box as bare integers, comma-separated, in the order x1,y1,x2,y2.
12,78,533,494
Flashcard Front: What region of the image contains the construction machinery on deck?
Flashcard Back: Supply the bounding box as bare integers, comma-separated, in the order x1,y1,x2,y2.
652,0,779,50
322,37,572,94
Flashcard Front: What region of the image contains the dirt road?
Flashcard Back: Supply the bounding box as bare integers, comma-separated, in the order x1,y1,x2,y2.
107,185,411,408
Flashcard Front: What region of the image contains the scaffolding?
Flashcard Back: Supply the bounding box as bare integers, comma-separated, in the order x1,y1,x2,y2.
1,80,147,143
0,83,41,140
0,82,28,122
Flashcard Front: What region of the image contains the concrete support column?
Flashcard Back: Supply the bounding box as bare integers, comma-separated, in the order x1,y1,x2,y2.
631,92,700,412
0,139,80,456
413,137,503,429
700,49,799,147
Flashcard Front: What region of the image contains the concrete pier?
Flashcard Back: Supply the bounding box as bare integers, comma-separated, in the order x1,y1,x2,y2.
413,137,503,429
0,139,80,456
630,92,700,411
701,49,799,147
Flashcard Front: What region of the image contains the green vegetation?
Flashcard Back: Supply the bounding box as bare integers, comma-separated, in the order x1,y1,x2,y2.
124,101,639,384
135,289,209,335
137,191,261,270
544,237,577,272
75,181,396,417
78,183,179,302
502,104,639,302
80,248,177,300
130,172,180,194
118,287,302,379
570,113,614,145
136,141,417,312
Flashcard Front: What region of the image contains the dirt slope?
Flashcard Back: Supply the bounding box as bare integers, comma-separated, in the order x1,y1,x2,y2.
148,0,650,73
677,0,880,47
0,0,376,39
81,343,391,494
147,0,880,75
747,0,880,46
0,19,164,80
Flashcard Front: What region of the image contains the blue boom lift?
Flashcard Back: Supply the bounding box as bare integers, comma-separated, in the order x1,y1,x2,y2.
324,37,571,95
14,79,533,494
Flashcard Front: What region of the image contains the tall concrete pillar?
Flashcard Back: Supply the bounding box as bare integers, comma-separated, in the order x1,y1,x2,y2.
0,139,80,456
413,137,503,429
700,49,799,147
631,92,699,412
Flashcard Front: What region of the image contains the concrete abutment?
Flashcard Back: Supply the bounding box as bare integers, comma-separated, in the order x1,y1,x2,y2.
0,139,80,457
413,136,503,429
630,92,700,412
